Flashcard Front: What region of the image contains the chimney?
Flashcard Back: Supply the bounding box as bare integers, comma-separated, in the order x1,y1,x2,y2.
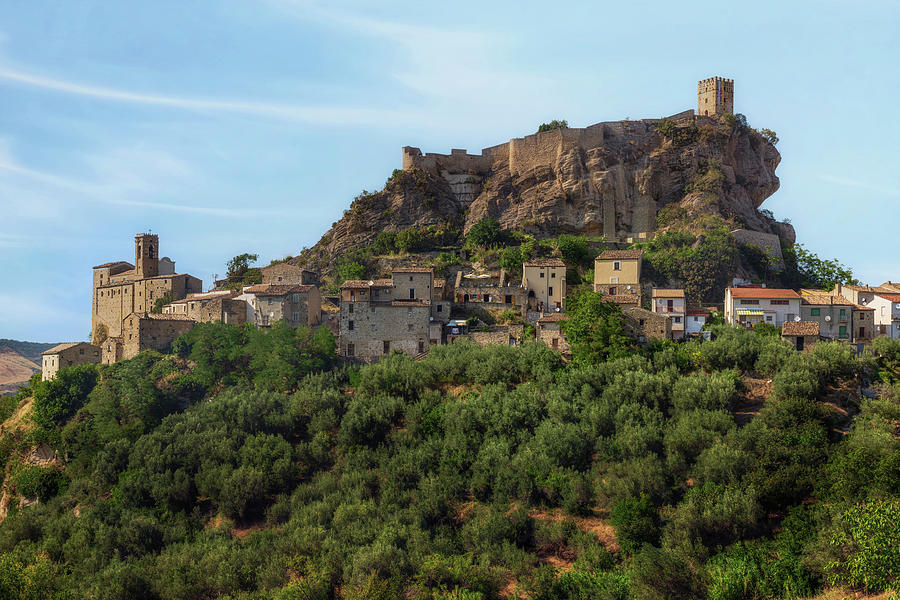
834,282,842,297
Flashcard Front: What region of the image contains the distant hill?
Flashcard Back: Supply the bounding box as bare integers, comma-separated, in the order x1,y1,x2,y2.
0,339,58,396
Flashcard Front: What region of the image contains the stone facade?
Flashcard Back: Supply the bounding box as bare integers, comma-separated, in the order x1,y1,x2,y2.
698,77,734,117
41,342,101,381
782,321,820,351
799,290,856,342
241,284,322,328
120,313,195,360
537,314,570,352
452,325,525,348
453,270,524,314
523,259,566,312
339,269,436,360
594,250,643,296
260,263,318,286
621,306,671,342
92,234,201,345
162,290,248,325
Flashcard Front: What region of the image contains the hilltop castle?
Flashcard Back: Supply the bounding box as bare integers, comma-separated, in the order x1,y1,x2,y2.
91,234,202,361
697,76,734,116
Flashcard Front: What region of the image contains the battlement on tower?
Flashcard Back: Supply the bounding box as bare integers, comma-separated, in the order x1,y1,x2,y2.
698,76,734,117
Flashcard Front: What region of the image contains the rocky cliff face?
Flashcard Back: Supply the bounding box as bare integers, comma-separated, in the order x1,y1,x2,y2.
302,115,790,271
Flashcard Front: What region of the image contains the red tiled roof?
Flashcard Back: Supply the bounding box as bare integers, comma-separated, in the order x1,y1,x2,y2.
728,287,801,299
606,294,641,304
524,258,566,267
93,261,133,270
686,310,709,317
43,342,93,355
782,321,819,337
392,267,433,273
875,293,900,302
652,288,685,298
598,250,644,260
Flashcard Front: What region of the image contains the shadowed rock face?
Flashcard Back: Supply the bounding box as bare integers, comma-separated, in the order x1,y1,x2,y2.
304,116,789,270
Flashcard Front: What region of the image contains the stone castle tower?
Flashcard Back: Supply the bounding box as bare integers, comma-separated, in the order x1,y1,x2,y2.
697,77,734,116
135,233,159,278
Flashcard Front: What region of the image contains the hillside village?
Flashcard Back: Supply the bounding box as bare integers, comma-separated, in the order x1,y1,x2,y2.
39,78,897,379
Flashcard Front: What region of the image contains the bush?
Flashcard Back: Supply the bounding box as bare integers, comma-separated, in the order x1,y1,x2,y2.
14,466,65,502
537,120,568,133
609,494,658,554
825,499,900,592
466,219,502,249
31,363,98,429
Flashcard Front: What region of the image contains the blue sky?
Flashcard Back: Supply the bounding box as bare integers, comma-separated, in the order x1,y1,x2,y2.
1,1,898,342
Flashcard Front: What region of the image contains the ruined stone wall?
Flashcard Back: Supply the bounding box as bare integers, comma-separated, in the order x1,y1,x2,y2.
731,229,786,270
537,323,570,353
621,306,671,342
121,315,194,360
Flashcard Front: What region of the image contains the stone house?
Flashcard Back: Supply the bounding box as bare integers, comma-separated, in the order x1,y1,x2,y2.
594,250,643,296
452,269,523,314
799,290,856,342
41,342,101,381
112,312,195,361
724,287,801,327
432,279,451,322
537,313,570,353
162,290,248,325
450,324,525,348
652,288,686,339
782,321,820,351
339,269,437,360
240,284,322,328
92,234,202,345
621,306,671,342
260,263,318,286
523,258,566,312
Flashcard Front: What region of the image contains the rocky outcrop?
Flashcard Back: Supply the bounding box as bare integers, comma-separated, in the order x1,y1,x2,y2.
303,114,791,272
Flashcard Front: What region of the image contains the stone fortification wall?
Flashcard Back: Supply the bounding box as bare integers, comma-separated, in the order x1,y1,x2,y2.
731,229,786,270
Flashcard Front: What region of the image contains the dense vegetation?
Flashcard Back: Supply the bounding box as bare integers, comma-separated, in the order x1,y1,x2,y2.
1,321,897,599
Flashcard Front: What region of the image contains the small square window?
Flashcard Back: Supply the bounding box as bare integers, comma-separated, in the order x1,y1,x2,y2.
540,272,545,278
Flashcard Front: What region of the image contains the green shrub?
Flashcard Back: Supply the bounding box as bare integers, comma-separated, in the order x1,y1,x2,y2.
13,466,65,502
31,363,98,429
825,499,900,592
466,219,502,249
610,494,658,554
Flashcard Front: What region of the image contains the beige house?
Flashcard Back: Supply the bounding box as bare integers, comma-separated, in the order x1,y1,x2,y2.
537,313,570,353
621,306,671,343
241,284,322,328
162,290,248,325
523,258,566,312
724,287,801,327
594,250,643,296
799,290,857,342
260,263,318,286
782,321,820,351
339,268,437,360
41,342,101,381
652,288,686,339
92,234,202,346
835,283,898,339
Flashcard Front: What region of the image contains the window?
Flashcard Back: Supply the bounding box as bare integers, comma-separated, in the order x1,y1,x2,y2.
409,289,415,299
610,277,619,284
609,287,617,295
383,341,390,354
839,309,846,319
149,291,154,299
371,307,376,313
766,315,773,322
839,325,847,338
349,303,354,313
293,293,299,302
693,316,699,322
613,261,621,271
810,308,820,316
741,299,759,305
418,341,425,353
347,343,354,357
549,286,553,296
348,320,354,331
770,300,788,305
293,312,299,322
437,304,443,313
540,272,545,278
409,276,413,282
79,348,84,355
551,272,556,278
673,316,681,323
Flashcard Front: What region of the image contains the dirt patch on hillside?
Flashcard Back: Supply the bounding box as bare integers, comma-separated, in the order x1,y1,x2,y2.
734,375,772,425
528,507,620,553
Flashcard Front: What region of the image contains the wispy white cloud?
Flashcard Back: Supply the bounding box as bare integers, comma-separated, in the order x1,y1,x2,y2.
0,65,423,127
819,174,900,198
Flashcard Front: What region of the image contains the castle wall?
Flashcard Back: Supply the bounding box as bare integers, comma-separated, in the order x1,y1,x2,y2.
122,314,195,360
731,229,786,270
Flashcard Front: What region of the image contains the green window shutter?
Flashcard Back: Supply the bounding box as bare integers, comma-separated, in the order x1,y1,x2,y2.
810,308,820,316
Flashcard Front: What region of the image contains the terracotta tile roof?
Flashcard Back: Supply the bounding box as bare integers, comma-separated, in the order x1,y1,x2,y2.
391,299,430,306
243,284,315,295
598,249,644,260
782,321,820,337
524,258,566,267
686,310,709,317
853,304,875,311
538,313,570,323
800,291,855,306
606,294,641,304
392,267,434,273
124,312,195,321
93,261,134,270
43,342,92,355
875,293,900,303
652,288,685,298
340,279,393,289
843,284,893,293
728,287,801,299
